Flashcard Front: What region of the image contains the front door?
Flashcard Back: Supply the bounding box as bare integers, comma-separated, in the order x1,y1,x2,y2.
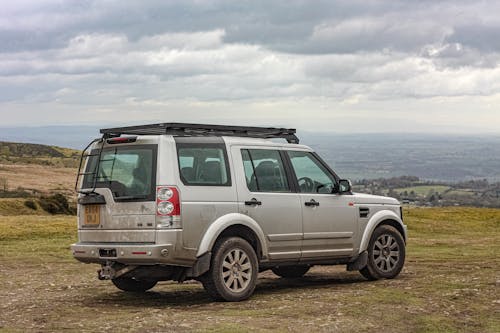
231,146,302,261
285,150,357,259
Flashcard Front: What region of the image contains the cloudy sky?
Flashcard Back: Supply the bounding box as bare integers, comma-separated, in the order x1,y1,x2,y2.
1,0,499,133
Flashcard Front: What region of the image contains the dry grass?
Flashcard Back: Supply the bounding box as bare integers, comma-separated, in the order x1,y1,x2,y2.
0,163,76,196
0,207,499,332
0,198,48,216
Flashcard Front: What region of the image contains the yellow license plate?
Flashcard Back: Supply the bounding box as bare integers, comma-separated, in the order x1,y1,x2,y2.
84,205,100,226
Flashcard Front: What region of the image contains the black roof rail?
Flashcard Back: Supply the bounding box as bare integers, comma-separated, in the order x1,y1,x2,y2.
99,123,300,144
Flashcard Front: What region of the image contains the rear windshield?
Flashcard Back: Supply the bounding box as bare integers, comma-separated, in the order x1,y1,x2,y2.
82,145,157,201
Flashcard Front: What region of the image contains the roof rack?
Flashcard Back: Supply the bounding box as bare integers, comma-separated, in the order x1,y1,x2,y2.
100,123,300,144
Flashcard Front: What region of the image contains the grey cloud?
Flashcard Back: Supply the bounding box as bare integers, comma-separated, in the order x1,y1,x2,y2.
446,23,500,53
0,0,500,72
1,0,499,61
1,0,500,131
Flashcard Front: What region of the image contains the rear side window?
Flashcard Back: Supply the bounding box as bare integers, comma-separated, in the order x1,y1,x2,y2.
177,144,231,186
241,149,290,192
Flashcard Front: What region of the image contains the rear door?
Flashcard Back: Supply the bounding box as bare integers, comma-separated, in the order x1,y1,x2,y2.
78,143,158,243
231,146,302,261
285,150,357,259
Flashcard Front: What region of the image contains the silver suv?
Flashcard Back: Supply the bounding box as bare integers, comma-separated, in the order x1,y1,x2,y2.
72,123,406,301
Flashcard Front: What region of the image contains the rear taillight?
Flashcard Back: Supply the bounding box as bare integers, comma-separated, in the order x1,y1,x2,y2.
156,186,181,228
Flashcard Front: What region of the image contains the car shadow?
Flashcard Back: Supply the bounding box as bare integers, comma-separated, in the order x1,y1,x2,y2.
256,272,368,294
81,271,370,308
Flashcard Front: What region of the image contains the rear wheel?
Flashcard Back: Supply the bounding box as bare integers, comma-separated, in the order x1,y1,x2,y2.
111,277,157,292
271,265,310,278
201,237,258,302
360,225,405,280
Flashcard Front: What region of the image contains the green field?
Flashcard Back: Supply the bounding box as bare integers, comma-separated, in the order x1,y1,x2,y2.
1,208,499,332
394,185,451,196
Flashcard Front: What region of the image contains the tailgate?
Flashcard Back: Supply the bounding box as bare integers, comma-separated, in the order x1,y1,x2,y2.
78,189,156,243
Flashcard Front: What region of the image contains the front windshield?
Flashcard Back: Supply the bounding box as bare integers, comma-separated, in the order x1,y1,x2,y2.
82,145,157,201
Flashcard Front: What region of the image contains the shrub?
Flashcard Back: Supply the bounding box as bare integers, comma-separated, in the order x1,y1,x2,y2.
38,193,76,215
24,199,37,210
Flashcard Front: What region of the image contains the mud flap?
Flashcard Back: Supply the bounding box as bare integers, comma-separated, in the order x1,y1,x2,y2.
186,252,212,278
347,251,368,271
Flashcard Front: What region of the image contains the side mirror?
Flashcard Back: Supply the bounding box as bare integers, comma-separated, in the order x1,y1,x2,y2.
338,179,352,194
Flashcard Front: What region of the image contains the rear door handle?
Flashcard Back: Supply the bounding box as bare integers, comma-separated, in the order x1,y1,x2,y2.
245,198,262,206
305,199,320,207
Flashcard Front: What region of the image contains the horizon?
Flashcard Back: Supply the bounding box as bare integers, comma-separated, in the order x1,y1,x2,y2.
1,123,500,137
1,124,499,184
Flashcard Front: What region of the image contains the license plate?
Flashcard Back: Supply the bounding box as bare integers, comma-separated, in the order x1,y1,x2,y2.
84,205,100,226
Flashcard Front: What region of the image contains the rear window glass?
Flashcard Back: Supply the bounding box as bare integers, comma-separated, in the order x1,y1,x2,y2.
82,145,157,201
177,144,231,186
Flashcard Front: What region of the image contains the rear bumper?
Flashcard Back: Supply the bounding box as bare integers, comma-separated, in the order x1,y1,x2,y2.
71,230,197,266
71,243,180,265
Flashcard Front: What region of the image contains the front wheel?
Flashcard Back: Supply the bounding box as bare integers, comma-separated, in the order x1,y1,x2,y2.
360,225,405,280
111,277,157,292
201,237,258,302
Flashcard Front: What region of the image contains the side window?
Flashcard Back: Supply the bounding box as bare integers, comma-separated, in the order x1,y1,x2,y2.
241,149,290,192
287,151,337,194
177,145,231,186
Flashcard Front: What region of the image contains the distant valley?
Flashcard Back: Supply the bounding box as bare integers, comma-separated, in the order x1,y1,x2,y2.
1,126,499,183
0,132,499,209
302,132,500,183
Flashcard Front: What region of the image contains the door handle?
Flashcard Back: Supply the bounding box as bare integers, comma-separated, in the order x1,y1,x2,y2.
305,199,320,207
245,198,262,206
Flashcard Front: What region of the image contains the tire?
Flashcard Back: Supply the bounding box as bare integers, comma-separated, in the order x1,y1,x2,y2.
201,237,258,302
360,225,405,280
271,265,310,278
111,277,157,292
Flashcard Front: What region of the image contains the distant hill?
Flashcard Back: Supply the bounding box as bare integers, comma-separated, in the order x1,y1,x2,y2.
0,141,79,201
0,141,81,168
0,125,101,149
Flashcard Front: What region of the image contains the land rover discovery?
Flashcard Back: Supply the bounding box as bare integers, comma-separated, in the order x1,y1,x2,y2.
72,123,406,301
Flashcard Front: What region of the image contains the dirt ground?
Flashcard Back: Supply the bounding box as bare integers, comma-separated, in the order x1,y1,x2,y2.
0,208,499,332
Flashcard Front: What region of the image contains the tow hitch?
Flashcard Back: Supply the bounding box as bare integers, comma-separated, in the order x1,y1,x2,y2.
97,262,138,280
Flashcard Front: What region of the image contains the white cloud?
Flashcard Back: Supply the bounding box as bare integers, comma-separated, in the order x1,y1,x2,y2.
0,1,499,134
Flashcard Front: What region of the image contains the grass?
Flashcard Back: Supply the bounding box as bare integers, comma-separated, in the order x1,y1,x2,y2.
0,207,499,332
0,198,48,216
395,185,451,196
444,189,475,197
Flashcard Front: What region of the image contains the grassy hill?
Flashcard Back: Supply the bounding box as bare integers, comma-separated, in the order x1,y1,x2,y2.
0,141,80,214
0,141,81,168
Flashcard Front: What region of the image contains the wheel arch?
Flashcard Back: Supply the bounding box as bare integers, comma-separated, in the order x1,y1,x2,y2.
196,213,268,260
359,209,406,253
